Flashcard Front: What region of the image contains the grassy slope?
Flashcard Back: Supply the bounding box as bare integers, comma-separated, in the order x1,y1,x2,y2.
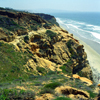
0,42,30,82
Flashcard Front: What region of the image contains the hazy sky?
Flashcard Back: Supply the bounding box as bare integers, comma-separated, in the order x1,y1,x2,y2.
0,0,100,13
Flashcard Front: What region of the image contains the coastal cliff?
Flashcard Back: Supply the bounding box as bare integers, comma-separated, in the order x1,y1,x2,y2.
0,8,97,100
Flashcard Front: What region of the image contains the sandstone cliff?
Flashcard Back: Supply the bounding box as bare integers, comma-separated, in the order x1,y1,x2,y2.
34,13,59,26
0,7,97,100
0,8,92,80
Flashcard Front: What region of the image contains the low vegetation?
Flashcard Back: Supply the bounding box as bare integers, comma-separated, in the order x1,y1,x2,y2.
0,89,35,100
45,30,57,39
39,88,54,94
36,66,47,75
87,90,97,98
60,61,72,76
0,42,30,82
44,82,61,89
0,16,24,32
54,97,72,100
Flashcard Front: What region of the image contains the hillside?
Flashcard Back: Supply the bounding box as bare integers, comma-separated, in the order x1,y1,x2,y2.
0,7,99,100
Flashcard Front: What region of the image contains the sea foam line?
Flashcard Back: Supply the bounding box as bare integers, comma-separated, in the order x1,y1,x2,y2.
56,17,100,44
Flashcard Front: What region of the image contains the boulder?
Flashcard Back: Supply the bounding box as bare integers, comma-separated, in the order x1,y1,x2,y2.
55,86,90,100
73,74,80,79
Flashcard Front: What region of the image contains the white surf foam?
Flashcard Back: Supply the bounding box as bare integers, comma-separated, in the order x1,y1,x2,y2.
91,32,100,40
56,17,100,43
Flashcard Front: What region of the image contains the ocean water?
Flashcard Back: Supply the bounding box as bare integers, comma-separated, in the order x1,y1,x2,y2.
52,12,100,44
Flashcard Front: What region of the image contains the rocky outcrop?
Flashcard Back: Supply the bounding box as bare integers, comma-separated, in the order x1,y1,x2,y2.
55,86,90,100
35,13,59,26
0,7,93,80
11,26,92,80
73,74,93,85
0,9,48,42
0,10,46,23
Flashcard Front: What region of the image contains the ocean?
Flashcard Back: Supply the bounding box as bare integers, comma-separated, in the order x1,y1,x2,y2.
52,12,100,44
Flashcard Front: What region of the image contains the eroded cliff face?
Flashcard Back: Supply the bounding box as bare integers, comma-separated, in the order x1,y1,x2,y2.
0,8,92,80
34,13,59,26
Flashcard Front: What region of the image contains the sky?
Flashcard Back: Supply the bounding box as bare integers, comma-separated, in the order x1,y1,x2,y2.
0,0,100,13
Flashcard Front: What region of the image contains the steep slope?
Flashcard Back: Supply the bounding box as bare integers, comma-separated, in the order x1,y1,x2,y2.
0,7,93,80
0,7,97,100
34,13,59,26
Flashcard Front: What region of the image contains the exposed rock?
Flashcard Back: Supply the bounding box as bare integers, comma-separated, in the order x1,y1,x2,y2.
0,35,15,42
79,77,93,85
55,86,90,100
73,74,93,86
35,93,54,100
17,29,28,36
0,8,93,81
98,84,100,87
73,74,80,79
35,13,59,26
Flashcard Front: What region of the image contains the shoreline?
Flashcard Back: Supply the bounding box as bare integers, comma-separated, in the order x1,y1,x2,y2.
60,23,100,55
60,25,100,83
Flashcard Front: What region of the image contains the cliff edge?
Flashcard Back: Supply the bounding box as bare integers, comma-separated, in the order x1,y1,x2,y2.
0,7,96,100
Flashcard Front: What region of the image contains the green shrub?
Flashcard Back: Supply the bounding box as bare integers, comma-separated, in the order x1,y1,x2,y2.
60,62,72,76
45,30,57,39
0,16,24,31
66,59,73,66
47,70,56,75
36,66,47,75
0,94,7,100
20,89,25,94
0,42,3,46
31,24,42,31
43,23,52,29
67,39,76,58
87,90,97,98
0,89,17,100
24,35,29,43
34,82,42,86
39,88,54,94
67,39,72,48
44,82,61,89
54,97,72,100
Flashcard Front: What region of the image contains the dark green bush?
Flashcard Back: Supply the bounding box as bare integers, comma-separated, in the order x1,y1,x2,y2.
45,30,57,39
36,66,47,75
24,35,29,43
47,70,56,75
31,24,42,31
43,23,52,29
39,88,54,94
87,90,97,98
54,97,72,100
60,61,72,76
44,82,61,89
0,16,24,31
34,82,42,86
